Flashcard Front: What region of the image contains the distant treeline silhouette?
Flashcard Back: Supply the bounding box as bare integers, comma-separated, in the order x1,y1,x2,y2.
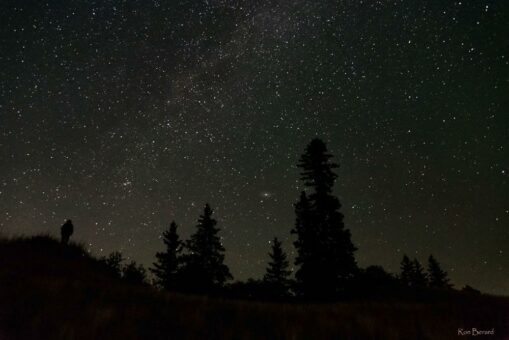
63,138,458,300
0,234,501,340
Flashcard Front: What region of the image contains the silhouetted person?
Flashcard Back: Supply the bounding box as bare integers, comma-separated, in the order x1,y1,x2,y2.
60,219,74,244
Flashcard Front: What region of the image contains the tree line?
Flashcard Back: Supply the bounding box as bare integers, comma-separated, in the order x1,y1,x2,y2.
70,138,454,300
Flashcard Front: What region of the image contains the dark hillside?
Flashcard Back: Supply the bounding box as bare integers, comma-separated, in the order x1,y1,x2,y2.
0,236,508,339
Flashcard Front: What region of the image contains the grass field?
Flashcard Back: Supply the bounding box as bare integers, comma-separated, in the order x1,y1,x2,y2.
1,236,507,339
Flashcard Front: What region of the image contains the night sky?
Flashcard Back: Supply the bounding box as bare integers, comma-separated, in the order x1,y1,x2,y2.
1,1,508,295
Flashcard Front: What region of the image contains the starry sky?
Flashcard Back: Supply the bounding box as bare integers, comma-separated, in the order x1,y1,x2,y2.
0,0,508,295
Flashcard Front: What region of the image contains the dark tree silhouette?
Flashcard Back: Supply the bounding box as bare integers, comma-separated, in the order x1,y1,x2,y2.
123,260,147,285
292,139,358,298
427,255,451,288
400,255,413,287
461,285,481,295
263,237,291,298
411,258,428,288
151,221,183,291
102,251,124,277
180,204,232,293
400,256,428,288
60,219,74,244
292,191,317,296
354,265,400,298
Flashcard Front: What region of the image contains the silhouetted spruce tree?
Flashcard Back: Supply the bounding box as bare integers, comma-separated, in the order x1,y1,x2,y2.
427,255,451,288
292,191,317,296
102,251,124,278
292,139,358,298
400,255,413,287
263,237,291,298
123,260,147,285
411,258,428,287
180,204,232,293
150,221,182,291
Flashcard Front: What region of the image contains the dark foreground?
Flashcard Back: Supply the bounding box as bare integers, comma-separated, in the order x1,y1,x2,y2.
0,236,508,340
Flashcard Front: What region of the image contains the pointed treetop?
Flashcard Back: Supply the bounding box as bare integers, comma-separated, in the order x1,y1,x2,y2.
298,138,338,194
428,254,451,288
411,258,428,287
151,220,183,291
264,237,291,297
400,254,414,287
198,204,216,225
181,203,232,290
204,203,213,215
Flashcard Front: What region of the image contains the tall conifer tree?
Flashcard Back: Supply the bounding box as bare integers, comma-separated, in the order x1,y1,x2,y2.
264,237,291,297
400,254,413,287
292,139,358,298
151,221,182,291
293,191,312,294
411,258,428,287
427,254,451,288
181,204,232,293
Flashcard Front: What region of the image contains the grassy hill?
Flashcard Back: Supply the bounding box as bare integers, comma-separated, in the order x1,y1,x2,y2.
0,235,508,339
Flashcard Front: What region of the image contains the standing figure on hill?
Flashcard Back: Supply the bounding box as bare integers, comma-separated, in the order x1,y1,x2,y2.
60,219,74,244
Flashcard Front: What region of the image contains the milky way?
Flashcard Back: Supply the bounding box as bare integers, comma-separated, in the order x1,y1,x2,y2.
0,0,508,294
